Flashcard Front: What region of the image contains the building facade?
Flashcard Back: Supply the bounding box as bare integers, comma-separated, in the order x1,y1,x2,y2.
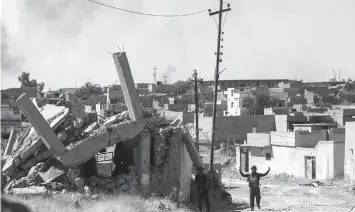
225,88,251,116
345,121,355,186
236,130,345,180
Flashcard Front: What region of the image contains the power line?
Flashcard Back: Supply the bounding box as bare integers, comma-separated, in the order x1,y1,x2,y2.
212,16,219,28
221,11,229,31
88,0,209,17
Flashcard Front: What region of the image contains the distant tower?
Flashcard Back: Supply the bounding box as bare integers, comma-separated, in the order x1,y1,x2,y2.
163,76,168,84
153,66,157,83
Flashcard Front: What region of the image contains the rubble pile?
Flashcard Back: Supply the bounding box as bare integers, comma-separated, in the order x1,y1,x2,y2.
0,93,136,196
2,106,100,179
1,91,231,209
1,93,180,195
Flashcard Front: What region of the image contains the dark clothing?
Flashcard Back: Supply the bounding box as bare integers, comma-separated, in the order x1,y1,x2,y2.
240,170,269,209
195,173,208,189
239,172,269,189
198,187,210,212
195,172,210,212
250,187,261,208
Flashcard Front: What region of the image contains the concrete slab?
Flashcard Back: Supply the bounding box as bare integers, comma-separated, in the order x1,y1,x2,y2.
4,129,18,156
57,120,147,168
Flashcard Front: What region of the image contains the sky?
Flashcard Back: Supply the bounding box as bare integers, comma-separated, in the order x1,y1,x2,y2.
1,0,355,91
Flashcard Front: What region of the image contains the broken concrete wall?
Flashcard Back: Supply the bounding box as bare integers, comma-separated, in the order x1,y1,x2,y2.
149,126,181,200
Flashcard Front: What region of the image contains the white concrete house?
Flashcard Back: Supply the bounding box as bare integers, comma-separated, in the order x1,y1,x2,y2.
225,88,250,116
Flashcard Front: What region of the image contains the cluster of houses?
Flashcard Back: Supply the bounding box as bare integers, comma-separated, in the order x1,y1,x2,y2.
1,79,355,187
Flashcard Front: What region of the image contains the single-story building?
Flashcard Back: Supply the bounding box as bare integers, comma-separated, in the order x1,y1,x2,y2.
236,130,345,180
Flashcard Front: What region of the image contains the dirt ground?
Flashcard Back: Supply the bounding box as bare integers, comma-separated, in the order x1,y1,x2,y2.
219,167,355,212
223,178,354,212
196,146,354,212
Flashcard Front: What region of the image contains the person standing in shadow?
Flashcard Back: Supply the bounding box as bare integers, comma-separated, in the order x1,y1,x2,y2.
195,166,211,212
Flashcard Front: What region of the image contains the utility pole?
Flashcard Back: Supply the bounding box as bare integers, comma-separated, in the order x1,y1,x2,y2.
209,1,231,173
190,70,203,152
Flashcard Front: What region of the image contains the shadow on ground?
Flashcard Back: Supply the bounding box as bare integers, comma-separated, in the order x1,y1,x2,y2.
219,202,249,212
225,186,242,189
186,202,249,212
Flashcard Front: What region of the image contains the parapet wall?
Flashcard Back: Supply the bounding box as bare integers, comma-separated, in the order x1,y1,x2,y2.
296,130,327,148
247,133,271,146
271,131,295,146
163,110,194,124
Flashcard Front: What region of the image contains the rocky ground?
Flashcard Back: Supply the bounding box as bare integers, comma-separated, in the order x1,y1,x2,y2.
195,145,355,212
220,167,355,212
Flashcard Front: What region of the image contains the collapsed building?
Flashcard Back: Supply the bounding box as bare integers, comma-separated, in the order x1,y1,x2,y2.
1,52,231,208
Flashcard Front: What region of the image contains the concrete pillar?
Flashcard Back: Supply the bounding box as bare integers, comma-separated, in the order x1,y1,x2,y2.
112,52,150,196
16,93,66,156
4,129,17,156
138,130,151,197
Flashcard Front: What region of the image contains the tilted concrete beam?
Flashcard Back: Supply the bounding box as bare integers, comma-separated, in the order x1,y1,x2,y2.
112,51,150,196
181,125,204,169
113,52,143,121
16,94,66,156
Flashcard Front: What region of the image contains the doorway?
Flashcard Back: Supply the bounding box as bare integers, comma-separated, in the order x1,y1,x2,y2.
305,156,316,179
